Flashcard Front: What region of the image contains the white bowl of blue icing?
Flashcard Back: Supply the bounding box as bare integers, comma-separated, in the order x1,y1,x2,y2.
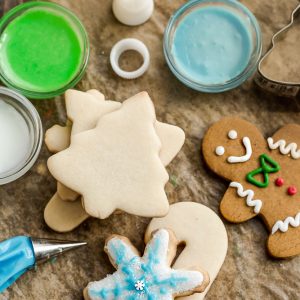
0,87,42,184
164,0,262,92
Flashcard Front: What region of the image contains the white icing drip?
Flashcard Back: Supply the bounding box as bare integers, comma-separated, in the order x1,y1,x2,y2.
227,137,252,163
228,130,237,140
272,212,300,234
215,146,225,156
229,182,262,214
267,137,300,159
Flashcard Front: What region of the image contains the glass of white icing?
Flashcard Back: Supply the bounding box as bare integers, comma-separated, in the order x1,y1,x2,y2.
0,87,42,184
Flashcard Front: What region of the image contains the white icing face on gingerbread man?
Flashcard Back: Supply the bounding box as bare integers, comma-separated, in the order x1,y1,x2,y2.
215,129,253,163
203,117,300,258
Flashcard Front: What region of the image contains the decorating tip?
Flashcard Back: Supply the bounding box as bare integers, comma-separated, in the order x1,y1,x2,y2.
31,238,87,264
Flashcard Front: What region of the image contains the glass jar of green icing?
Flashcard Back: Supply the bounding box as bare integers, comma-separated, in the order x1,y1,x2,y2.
0,1,89,99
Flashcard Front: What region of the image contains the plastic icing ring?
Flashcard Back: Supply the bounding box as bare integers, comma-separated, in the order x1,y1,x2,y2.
110,38,150,79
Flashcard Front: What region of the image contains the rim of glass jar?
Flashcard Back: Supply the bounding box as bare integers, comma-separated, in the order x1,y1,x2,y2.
0,1,90,99
163,0,262,93
0,87,43,185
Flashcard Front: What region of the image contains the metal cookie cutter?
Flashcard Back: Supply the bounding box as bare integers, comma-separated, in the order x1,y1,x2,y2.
255,4,300,98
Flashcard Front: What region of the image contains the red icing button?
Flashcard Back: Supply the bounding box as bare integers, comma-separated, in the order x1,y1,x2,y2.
275,178,284,187
287,186,297,196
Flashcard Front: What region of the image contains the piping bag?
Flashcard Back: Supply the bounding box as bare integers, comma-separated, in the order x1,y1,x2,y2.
0,236,86,293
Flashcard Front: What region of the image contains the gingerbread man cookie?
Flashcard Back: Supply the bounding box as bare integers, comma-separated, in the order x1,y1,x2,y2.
202,117,300,258
84,229,209,300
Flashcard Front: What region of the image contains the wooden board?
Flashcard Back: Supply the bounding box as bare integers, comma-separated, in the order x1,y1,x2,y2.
0,0,300,299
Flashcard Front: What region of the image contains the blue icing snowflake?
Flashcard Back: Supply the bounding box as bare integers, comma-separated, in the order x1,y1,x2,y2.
86,229,205,300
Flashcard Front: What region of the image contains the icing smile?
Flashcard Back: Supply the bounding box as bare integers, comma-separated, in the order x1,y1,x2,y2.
227,137,252,163
215,130,253,163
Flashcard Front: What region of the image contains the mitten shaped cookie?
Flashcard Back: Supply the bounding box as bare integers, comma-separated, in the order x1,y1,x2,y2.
202,117,300,258
84,229,209,300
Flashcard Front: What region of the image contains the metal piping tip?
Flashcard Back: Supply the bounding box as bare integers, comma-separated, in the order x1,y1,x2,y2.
31,237,87,264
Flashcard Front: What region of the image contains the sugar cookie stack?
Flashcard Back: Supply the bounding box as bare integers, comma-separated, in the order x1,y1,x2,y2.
44,89,185,232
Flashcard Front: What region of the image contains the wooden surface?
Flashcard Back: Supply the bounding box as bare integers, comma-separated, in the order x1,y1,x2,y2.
0,0,24,15
1,0,300,299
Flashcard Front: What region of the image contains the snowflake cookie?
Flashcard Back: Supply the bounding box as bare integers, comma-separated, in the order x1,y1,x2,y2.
84,229,209,300
202,117,300,258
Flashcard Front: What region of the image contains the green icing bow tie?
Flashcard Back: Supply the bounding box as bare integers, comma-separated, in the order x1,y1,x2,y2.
246,154,280,188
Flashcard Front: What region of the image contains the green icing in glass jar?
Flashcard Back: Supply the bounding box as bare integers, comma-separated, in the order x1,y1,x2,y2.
0,2,89,99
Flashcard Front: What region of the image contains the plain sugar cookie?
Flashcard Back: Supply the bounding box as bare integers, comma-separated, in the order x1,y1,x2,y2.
44,193,89,233
45,124,71,154
44,90,186,232
48,92,170,219
145,202,228,300
45,90,185,202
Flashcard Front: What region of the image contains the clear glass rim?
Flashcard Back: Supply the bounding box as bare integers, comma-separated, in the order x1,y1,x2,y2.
0,87,43,185
164,0,262,92
0,1,90,99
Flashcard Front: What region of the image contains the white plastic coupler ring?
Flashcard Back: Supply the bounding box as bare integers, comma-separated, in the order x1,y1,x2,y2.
110,38,150,79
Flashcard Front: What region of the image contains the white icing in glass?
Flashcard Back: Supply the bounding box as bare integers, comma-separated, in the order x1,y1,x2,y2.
229,181,262,214
228,130,237,140
272,212,300,234
227,137,252,163
215,146,225,156
0,100,31,174
267,137,300,159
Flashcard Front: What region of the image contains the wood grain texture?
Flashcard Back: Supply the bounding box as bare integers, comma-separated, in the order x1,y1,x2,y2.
0,0,300,299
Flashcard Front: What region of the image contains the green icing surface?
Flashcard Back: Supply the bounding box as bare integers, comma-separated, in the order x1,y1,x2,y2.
246,154,280,188
0,7,83,93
